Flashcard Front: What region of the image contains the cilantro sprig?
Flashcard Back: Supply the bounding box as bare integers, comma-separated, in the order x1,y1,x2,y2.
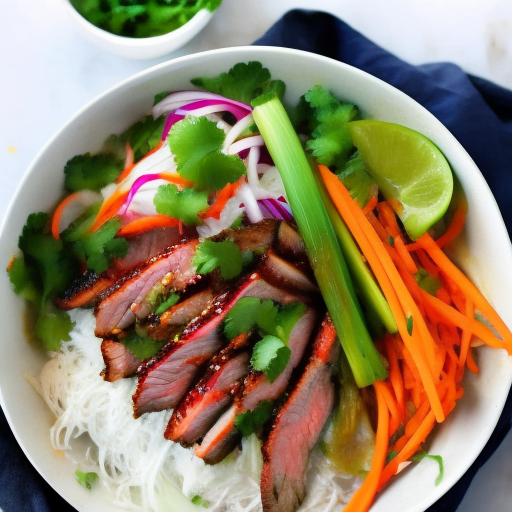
191,61,285,105
193,239,244,280
154,184,209,226
223,299,306,382
234,400,273,437
169,116,246,190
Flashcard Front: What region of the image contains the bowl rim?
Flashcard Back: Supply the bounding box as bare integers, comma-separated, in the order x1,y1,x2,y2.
1,45,512,512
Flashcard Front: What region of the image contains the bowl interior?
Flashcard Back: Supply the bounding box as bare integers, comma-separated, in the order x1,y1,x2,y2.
1,46,512,512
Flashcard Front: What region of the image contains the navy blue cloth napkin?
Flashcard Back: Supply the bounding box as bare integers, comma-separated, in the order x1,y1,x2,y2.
2,8,512,512
253,9,512,512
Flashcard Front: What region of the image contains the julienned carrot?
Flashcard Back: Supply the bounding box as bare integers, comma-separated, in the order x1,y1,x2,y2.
362,195,378,215
90,189,129,232
202,178,244,220
51,191,82,239
393,236,418,275
342,381,390,512
384,335,406,421
417,233,512,352
379,410,437,490
318,164,445,422
117,215,179,237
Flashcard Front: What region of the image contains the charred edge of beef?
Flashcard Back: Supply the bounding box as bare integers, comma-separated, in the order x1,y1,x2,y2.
194,307,320,464
54,270,115,310
164,332,252,446
100,338,141,382
260,314,340,512
259,250,319,294
132,272,310,419
211,218,279,253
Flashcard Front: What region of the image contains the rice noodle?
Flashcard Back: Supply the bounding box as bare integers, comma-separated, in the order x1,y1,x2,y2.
37,308,357,511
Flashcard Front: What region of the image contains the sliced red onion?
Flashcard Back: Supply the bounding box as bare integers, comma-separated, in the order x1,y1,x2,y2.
257,198,293,222
118,173,170,215
153,91,251,119
175,99,250,121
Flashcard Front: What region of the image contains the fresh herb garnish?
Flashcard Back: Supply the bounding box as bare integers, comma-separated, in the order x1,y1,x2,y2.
168,116,246,190
234,400,273,437
191,61,285,105
191,494,210,508
250,335,291,383
118,114,166,162
193,239,243,280
154,184,209,226
120,330,165,361
412,451,444,486
64,152,124,192
75,469,98,490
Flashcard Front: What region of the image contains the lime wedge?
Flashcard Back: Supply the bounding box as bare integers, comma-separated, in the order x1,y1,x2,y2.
347,120,453,240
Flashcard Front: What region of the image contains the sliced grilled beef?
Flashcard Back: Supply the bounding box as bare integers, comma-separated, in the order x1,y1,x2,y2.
194,307,319,464
55,226,196,310
100,339,141,382
132,272,307,418
164,333,252,446
212,218,278,253
260,315,339,512
94,239,199,337
54,270,115,310
145,287,215,341
275,221,306,261
259,250,318,294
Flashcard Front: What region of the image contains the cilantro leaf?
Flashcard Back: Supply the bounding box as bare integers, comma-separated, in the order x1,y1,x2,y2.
296,85,359,170
169,117,246,190
223,297,279,340
191,61,285,105
411,451,444,486
336,151,378,208
193,239,243,280
234,400,273,437
75,470,98,490
251,335,291,383
64,152,124,192
70,217,129,274
154,184,209,225
272,301,307,342
12,212,77,350
120,330,165,361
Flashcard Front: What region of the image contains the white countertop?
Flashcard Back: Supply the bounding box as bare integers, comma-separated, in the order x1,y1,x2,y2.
1,1,512,511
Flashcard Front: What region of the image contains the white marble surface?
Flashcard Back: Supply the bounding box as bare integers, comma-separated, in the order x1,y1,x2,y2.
1,1,512,511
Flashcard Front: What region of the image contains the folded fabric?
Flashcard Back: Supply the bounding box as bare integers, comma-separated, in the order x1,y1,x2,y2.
2,8,512,512
254,9,512,512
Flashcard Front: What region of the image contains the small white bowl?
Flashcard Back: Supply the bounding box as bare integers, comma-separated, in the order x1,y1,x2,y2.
62,0,216,59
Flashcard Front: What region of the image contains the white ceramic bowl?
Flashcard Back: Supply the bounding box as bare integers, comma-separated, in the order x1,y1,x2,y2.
61,0,216,59
1,46,512,512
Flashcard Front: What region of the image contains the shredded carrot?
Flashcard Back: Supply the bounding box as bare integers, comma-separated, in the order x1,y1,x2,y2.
51,191,82,239
417,232,512,352
343,381,390,512
362,194,378,215
202,178,244,220
117,215,179,237
393,236,418,275
90,189,129,232
318,164,445,422
376,201,402,239
385,335,406,422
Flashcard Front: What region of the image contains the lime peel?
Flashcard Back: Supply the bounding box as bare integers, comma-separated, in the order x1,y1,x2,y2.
347,120,454,240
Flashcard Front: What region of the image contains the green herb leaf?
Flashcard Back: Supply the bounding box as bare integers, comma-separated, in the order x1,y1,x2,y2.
191,494,210,508
118,114,166,161
193,239,243,280
191,61,285,105
120,330,165,361
71,217,129,274
169,117,246,190
75,469,98,490
406,313,414,335
234,400,273,437
154,183,209,225
251,335,291,383
64,152,124,192
412,451,444,486
154,293,180,316
223,297,279,340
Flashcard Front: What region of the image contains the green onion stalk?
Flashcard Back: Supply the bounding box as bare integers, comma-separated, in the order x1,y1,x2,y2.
252,94,387,387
